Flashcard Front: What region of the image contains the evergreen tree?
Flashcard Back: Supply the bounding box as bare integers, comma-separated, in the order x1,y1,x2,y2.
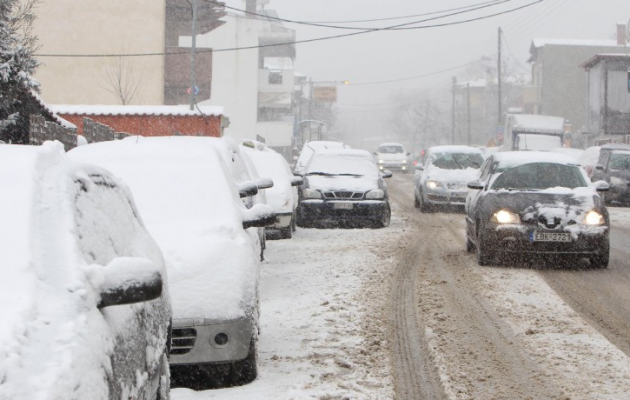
0,0,40,143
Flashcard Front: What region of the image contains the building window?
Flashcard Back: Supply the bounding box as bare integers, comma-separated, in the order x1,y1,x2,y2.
268,70,283,85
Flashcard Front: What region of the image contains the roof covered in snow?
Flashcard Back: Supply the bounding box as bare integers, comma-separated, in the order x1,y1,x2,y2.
49,104,224,117
509,114,565,134
531,38,621,49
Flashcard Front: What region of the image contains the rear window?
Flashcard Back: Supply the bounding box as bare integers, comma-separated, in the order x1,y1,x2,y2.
609,153,630,171
491,162,587,190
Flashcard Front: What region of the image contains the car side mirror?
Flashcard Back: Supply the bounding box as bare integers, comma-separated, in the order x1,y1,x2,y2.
467,180,484,190
95,258,163,309
595,164,605,171
257,178,274,190
593,180,610,192
239,181,259,198
243,203,277,228
373,152,377,155
415,164,424,171
290,176,304,186
382,170,393,178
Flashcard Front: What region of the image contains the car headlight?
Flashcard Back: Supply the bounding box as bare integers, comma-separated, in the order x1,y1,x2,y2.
400,160,408,164
426,180,442,189
491,210,520,224
302,189,322,199
378,159,385,164
366,189,385,199
583,210,605,226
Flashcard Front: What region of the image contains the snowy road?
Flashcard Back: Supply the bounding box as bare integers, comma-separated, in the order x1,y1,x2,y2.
173,174,630,400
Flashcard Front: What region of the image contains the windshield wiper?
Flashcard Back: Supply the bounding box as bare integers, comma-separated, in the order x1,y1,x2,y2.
306,171,335,176
463,157,481,168
337,173,363,177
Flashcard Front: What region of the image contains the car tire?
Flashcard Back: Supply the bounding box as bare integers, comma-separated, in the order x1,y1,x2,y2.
414,193,421,208
374,204,391,228
476,229,494,266
229,337,258,385
466,236,475,253
590,240,610,269
419,191,432,213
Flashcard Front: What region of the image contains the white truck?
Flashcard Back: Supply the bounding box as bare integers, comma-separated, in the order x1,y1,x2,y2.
502,114,565,151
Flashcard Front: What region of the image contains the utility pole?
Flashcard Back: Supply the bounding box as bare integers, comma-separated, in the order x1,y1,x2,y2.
451,76,457,144
189,0,198,111
308,78,314,141
497,26,503,127
467,82,471,146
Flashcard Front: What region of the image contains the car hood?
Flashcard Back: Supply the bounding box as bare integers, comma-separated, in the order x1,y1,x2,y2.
424,167,479,186
484,187,605,228
306,175,381,192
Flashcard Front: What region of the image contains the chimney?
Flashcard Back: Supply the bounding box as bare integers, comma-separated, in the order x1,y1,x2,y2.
246,0,256,15
617,23,627,46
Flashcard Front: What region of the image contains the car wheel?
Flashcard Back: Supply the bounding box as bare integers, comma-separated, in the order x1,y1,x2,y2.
279,226,292,239
414,193,421,208
419,191,432,213
229,337,258,385
476,228,494,266
374,204,391,228
590,240,610,269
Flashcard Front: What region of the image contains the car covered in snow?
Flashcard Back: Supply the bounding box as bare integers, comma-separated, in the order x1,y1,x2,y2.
0,142,172,400
374,142,411,173
69,137,275,388
297,148,392,228
242,141,303,239
590,143,630,206
465,151,611,267
293,140,350,176
415,145,485,212
579,145,601,178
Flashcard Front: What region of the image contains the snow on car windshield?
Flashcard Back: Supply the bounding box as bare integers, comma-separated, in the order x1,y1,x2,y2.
431,152,484,170
306,153,379,177
491,162,587,190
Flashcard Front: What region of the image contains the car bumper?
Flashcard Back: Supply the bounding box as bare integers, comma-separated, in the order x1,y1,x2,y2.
170,317,254,365
378,163,408,172
480,224,609,256
424,188,467,206
298,199,388,221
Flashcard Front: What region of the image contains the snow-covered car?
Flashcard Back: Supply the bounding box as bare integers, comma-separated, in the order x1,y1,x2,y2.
549,147,584,162
0,142,171,400
297,149,392,228
242,141,303,239
579,145,602,178
415,145,485,212
374,142,411,173
465,151,610,267
590,143,630,206
69,136,275,388
294,140,349,176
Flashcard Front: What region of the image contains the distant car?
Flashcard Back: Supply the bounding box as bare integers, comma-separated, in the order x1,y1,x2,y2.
374,142,411,173
590,143,630,206
465,151,610,268
70,137,275,388
579,146,601,178
297,149,392,228
242,142,302,239
294,140,349,176
0,142,171,400
415,145,484,212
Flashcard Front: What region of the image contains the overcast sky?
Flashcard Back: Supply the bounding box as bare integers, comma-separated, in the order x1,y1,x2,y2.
223,0,630,147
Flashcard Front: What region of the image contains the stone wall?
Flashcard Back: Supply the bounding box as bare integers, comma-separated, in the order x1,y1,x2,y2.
29,114,77,151
83,117,116,143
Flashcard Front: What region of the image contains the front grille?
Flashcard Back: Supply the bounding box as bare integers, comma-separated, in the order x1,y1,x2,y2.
171,328,197,355
323,191,364,199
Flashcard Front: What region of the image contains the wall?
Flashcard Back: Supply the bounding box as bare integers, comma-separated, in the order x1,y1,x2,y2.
59,114,222,137
32,0,166,105
29,115,77,151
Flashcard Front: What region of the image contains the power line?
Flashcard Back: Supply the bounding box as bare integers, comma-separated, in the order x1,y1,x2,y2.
35,0,544,58
213,0,511,28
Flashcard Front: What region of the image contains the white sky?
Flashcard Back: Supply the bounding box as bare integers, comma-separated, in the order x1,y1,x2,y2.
222,0,630,148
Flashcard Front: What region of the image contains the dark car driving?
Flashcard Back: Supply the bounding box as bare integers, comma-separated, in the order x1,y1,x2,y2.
590,143,630,206
465,151,610,267
296,149,392,228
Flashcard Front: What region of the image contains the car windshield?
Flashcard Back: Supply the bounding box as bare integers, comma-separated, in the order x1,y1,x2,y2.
431,152,484,170
491,162,587,190
377,145,404,154
609,153,630,170
306,154,378,177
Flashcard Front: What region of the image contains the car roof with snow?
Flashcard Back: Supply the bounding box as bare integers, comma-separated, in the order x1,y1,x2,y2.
69,136,262,320
429,145,484,154
492,151,580,170
312,148,374,159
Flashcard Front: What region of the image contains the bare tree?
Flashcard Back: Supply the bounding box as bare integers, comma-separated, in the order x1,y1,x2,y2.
99,51,143,105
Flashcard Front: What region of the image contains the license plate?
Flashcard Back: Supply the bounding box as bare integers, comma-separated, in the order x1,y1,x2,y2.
531,231,571,242
333,202,353,210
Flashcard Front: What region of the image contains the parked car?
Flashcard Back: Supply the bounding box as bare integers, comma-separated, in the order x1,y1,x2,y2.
0,142,171,400
578,145,601,178
69,136,275,388
374,142,411,173
415,145,485,212
242,141,302,239
294,140,349,175
590,143,630,206
465,151,610,267
297,148,392,228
